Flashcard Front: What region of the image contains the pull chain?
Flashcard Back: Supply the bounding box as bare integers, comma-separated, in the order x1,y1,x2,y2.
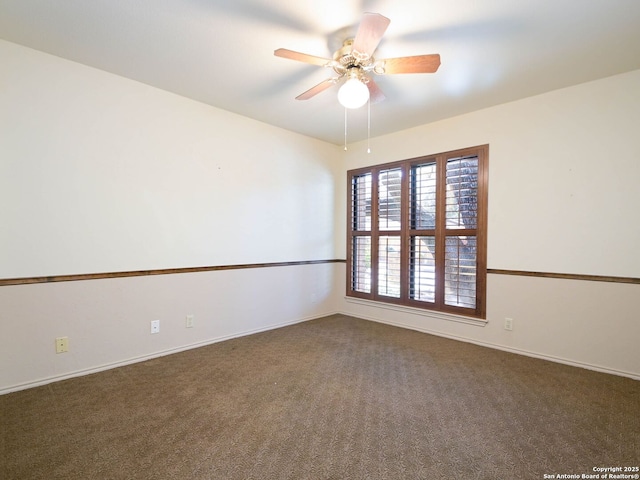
344,107,348,151
342,103,371,153
367,97,371,154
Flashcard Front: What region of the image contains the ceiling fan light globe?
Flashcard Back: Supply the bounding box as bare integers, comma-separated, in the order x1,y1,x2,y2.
338,78,369,109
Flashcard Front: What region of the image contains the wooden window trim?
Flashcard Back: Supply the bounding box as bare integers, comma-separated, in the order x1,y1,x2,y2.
347,145,489,319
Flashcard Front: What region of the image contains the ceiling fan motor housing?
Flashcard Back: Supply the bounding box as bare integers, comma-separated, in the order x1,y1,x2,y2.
332,38,374,76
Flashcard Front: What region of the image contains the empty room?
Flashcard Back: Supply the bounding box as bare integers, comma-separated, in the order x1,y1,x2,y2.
1,1,639,479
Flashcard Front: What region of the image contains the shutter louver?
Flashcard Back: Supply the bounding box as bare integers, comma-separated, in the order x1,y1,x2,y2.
352,174,372,231
378,168,402,231
445,236,477,308
446,156,478,229
352,237,371,293
409,235,436,302
378,236,401,298
410,163,436,230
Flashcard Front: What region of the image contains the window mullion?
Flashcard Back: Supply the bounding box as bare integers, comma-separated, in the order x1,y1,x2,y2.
346,173,354,296
400,164,410,301
435,155,447,309
370,169,380,300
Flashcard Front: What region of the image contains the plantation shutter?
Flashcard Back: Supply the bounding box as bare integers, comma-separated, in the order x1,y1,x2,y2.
347,145,487,318
444,155,479,309
350,173,372,294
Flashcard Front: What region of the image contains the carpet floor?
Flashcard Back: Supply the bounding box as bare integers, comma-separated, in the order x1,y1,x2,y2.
2,314,639,479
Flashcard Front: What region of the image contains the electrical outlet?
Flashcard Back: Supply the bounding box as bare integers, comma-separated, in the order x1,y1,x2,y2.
504,318,513,331
185,315,194,328
55,337,69,353
151,319,160,334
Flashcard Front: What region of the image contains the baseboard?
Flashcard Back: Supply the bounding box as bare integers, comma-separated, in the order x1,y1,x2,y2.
0,312,333,395
340,310,640,381
5,309,637,395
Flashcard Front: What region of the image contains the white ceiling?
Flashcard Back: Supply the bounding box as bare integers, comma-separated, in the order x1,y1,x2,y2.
1,0,639,145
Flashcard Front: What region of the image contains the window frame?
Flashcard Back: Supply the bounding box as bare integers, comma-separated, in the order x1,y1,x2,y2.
346,145,488,319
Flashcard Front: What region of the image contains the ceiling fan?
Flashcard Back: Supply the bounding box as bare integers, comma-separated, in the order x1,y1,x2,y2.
274,13,441,109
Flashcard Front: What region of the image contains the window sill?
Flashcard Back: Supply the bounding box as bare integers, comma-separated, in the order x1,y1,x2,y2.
344,296,488,327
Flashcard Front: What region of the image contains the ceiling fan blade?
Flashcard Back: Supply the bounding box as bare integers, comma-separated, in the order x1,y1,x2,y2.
295,78,337,100
379,54,441,74
367,78,386,104
274,48,332,67
352,13,390,59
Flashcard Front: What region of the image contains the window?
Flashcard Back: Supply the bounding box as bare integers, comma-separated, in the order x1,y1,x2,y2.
347,145,488,318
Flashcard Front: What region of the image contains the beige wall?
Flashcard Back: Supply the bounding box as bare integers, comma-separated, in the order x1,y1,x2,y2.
338,69,640,379
0,265,343,392
0,40,342,393
1,40,342,278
